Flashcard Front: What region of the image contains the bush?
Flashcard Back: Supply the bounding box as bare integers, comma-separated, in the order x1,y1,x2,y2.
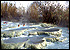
1,2,25,21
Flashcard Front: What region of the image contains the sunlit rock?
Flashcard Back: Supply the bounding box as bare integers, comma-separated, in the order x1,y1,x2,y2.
1,37,47,49
40,23,57,27
1,29,28,38
28,28,62,37
28,32,38,35
37,28,62,37
1,37,28,49
23,37,47,49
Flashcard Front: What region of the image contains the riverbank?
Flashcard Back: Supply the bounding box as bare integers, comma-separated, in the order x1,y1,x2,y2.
1,17,69,28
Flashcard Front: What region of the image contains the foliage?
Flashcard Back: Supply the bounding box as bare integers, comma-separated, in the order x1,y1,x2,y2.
43,1,69,27
1,2,25,21
26,2,39,22
27,1,69,27
1,1,69,27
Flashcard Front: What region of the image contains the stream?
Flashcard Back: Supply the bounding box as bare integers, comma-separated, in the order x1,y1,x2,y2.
45,27,69,49
1,21,69,49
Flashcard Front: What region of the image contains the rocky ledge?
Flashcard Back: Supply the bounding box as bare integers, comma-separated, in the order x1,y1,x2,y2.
1,29,27,38
28,28,62,37
1,37,47,49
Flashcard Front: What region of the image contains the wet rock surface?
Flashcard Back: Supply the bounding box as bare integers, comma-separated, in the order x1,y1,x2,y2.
1,29,27,38
1,21,69,49
3,37,28,43
28,28,62,37
1,36,47,49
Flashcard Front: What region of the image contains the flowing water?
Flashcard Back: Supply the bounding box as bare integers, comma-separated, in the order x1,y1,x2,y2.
45,27,69,49
1,21,69,49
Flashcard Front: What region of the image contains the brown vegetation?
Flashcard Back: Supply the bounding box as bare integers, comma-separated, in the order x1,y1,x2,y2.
1,2,25,21
27,1,69,27
1,1,69,27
